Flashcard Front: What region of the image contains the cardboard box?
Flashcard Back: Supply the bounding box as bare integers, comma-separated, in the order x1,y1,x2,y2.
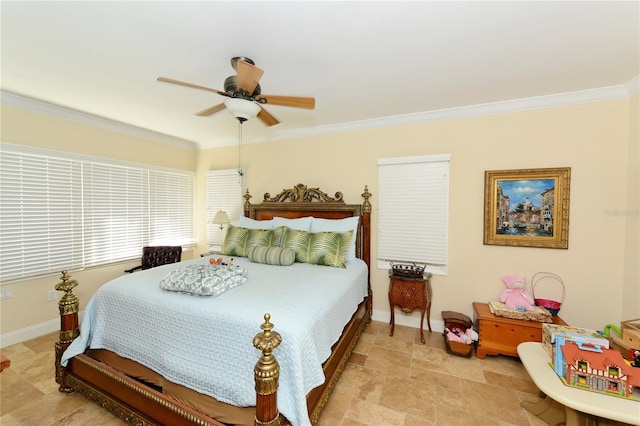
542,324,609,359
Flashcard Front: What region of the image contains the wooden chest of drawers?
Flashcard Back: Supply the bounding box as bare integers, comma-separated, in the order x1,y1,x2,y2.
472,302,567,359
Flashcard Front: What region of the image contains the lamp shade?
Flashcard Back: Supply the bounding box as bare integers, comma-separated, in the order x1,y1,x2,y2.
224,98,260,121
212,210,230,227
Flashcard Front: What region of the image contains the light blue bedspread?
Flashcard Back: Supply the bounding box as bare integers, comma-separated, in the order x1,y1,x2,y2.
62,256,368,426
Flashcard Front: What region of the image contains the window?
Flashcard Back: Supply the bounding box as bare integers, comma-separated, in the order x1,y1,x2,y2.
0,148,84,280
205,169,243,249
149,169,194,247
0,143,195,282
377,154,450,275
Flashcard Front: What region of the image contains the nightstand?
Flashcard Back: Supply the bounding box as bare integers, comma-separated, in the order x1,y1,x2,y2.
388,272,432,343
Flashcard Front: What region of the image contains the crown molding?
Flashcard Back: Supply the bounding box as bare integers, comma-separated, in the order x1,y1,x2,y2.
272,80,637,142
3,74,637,151
625,74,639,97
1,91,198,151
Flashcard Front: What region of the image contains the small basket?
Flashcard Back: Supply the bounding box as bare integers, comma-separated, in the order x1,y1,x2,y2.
390,262,426,279
531,272,565,316
442,311,474,357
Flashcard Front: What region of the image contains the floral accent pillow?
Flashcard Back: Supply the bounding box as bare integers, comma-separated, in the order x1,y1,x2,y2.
281,229,353,268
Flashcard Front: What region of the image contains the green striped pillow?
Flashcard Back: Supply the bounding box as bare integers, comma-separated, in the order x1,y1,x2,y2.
248,245,295,266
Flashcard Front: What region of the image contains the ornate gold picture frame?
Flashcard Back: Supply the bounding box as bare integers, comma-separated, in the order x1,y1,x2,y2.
483,167,571,249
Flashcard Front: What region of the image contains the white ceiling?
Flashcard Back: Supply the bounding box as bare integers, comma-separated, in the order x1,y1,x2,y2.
2,1,638,150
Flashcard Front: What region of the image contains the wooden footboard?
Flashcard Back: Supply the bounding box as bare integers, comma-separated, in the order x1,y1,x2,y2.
54,270,283,426
54,270,371,426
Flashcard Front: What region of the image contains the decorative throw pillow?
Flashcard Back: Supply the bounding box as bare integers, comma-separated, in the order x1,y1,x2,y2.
159,264,248,296
247,226,286,250
221,225,250,257
310,216,359,261
222,225,285,257
248,245,295,266
282,229,353,268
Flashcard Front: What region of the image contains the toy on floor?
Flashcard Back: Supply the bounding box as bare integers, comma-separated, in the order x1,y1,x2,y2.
445,326,478,344
500,274,536,312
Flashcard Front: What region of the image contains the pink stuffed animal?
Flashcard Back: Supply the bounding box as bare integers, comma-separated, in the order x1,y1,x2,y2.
500,274,536,312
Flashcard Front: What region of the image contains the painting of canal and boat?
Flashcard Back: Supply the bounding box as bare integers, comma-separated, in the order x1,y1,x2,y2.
483,167,571,249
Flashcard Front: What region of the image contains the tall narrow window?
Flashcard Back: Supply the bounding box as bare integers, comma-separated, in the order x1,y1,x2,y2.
83,162,149,266
206,170,243,249
149,170,194,247
378,154,450,275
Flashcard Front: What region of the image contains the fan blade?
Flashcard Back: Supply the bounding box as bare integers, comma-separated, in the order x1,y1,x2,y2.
236,60,264,95
195,103,226,117
157,76,229,96
257,95,315,110
257,106,279,127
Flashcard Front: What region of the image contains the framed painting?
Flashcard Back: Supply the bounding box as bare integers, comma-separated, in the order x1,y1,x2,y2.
483,167,571,249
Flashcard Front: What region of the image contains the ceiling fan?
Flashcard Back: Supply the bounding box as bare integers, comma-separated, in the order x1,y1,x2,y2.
157,57,315,126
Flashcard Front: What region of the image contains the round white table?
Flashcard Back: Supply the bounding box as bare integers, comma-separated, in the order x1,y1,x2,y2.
517,342,640,426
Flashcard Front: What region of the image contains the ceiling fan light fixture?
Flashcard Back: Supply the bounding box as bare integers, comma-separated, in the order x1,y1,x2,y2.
224,98,260,122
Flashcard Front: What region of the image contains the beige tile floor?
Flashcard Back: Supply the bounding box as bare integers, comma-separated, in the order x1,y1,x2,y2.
1,321,551,426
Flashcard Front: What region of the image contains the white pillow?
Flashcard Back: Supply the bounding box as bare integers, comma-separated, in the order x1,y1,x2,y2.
310,216,359,261
237,216,274,230
272,216,313,231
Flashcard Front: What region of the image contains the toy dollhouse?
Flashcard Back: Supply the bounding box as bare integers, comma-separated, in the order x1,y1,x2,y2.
553,340,640,399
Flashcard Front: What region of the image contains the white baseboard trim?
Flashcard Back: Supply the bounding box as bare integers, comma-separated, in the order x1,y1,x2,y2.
371,308,445,334
0,311,85,348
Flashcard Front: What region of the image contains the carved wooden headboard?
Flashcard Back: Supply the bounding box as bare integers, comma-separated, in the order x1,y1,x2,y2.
243,183,371,265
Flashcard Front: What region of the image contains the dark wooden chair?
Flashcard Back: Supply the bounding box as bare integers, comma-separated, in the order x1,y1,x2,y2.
124,246,182,273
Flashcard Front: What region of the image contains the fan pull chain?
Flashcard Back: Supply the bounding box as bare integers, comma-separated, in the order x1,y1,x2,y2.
237,121,244,177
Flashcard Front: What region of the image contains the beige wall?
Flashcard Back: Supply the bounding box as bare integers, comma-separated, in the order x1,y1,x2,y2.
623,93,640,320
0,105,198,337
2,96,638,341
197,99,637,331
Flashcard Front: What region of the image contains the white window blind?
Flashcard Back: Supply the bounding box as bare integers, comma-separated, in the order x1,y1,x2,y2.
82,162,149,267
206,170,243,248
0,143,195,282
377,154,450,275
0,149,84,281
149,170,194,247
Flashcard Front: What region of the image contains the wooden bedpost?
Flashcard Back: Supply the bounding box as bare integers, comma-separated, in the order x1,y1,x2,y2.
54,270,80,393
244,188,252,217
253,314,282,426
361,185,373,318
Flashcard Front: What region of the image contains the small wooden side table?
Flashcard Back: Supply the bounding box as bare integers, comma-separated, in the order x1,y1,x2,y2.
473,302,567,359
389,272,432,343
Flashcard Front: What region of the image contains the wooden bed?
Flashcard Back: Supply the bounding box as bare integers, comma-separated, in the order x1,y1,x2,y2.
54,183,372,426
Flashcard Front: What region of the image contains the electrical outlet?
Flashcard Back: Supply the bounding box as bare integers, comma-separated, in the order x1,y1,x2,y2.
0,287,13,299
48,290,56,302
